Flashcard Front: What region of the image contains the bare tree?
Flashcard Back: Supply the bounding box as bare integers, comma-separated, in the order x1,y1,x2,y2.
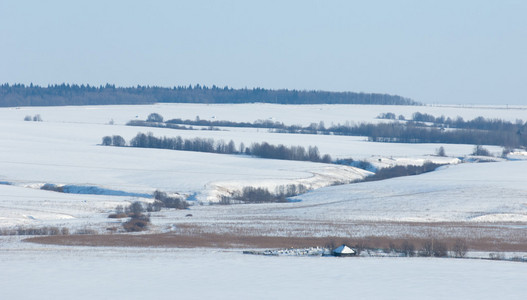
102,136,112,146
472,145,491,156
452,239,468,258
432,240,448,257
112,135,126,147
127,201,145,217
401,240,415,257
436,146,446,157
419,240,434,257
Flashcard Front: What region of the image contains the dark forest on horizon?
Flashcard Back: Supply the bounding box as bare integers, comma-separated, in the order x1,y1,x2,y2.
0,83,419,107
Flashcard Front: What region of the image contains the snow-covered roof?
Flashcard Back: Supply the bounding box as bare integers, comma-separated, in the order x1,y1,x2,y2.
333,245,355,254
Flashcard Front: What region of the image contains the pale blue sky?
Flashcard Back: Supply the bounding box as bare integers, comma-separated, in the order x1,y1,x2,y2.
1,0,526,104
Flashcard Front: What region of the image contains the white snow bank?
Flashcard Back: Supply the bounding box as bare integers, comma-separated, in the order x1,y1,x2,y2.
287,161,527,222
1,246,526,300
201,165,372,203
0,184,133,227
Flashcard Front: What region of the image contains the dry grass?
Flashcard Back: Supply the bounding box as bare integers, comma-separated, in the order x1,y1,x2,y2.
25,232,527,252
23,220,527,252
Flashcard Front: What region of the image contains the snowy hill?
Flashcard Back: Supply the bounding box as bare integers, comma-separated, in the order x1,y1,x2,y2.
0,103,525,230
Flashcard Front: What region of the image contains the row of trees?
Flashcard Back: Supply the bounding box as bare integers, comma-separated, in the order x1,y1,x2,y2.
133,113,527,148
102,133,332,163
0,83,419,107
394,238,467,258
361,162,445,182
379,111,526,133
220,184,308,204
362,123,526,148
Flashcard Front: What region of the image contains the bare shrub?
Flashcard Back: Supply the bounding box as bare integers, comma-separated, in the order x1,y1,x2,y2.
126,201,145,217
452,239,468,258
419,240,434,257
325,240,337,251
401,240,416,257
153,191,189,209
123,215,150,232
219,196,232,205
387,241,397,253
110,201,153,232
115,205,124,214
436,146,446,157
432,240,448,257
146,201,163,212
472,145,491,156
353,240,368,255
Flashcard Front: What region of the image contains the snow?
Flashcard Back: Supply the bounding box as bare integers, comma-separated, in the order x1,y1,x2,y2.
288,161,527,222
1,103,527,298
0,184,128,227
0,244,526,300
0,103,525,227
6,103,527,126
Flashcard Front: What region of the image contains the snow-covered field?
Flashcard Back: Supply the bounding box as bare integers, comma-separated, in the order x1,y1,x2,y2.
1,103,527,298
1,242,526,300
5,102,526,126
289,161,527,222
1,103,526,228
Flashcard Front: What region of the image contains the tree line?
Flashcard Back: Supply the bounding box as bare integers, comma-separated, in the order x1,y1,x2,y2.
102,132,332,163
380,111,526,132
219,185,308,204
0,83,419,107
131,113,527,148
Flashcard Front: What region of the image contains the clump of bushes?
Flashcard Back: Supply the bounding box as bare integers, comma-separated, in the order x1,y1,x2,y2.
101,135,126,147
363,162,444,182
400,240,416,257
148,191,189,211
419,239,448,257
107,204,128,218
472,145,492,156
122,215,150,232
109,201,151,232
451,238,468,258
335,158,375,172
24,114,42,121
219,184,308,204
122,202,150,232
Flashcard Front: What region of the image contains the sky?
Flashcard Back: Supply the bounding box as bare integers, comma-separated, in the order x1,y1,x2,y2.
1,0,526,105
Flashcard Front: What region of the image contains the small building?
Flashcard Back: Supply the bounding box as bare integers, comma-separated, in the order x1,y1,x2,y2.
332,244,356,257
